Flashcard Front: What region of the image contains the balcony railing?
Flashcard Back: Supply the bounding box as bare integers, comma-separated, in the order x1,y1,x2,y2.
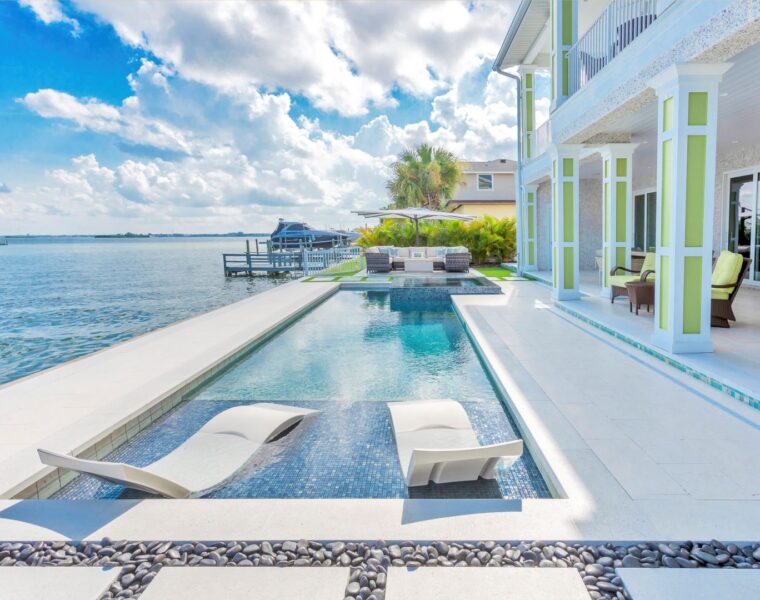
535,121,552,157
567,0,673,97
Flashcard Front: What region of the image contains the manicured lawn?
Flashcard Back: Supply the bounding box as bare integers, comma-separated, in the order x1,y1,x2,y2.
474,266,516,278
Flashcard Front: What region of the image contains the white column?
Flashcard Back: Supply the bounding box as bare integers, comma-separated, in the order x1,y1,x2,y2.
518,66,537,161
550,0,577,110
522,184,538,271
600,144,637,297
551,145,582,300
649,63,731,354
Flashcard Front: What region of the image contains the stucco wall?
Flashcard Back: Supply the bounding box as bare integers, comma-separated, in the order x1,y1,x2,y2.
456,172,515,201
537,181,552,271
534,179,600,272
579,178,603,271
450,203,516,219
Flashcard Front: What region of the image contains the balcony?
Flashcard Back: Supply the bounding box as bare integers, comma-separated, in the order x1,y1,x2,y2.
567,0,677,97
534,120,552,157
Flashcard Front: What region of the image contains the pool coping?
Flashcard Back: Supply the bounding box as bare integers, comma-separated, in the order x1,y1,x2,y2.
451,298,567,501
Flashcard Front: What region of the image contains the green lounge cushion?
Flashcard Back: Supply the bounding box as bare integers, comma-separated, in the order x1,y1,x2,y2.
610,252,656,288
711,250,743,295
609,274,640,288
711,288,731,301
641,252,656,273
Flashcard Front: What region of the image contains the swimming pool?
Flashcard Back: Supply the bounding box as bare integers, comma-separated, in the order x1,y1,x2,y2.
55,291,551,500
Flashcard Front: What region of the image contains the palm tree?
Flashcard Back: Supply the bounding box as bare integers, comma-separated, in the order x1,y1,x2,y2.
386,144,461,210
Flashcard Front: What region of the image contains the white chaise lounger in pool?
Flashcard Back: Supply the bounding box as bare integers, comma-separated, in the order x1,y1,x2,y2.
387,399,523,487
38,403,317,499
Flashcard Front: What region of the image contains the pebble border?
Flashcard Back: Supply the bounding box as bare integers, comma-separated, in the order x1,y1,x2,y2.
3,539,760,599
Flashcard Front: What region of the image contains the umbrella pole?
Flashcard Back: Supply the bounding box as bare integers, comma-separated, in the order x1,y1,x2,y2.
415,218,420,246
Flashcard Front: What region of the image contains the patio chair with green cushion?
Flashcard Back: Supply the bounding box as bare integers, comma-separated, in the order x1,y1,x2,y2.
608,252,656,303
711,251,751,328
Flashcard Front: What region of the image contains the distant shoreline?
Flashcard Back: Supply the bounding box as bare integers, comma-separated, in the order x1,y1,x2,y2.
2,233,271,239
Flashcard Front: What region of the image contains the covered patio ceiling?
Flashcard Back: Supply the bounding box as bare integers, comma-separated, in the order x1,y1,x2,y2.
575,42,760,181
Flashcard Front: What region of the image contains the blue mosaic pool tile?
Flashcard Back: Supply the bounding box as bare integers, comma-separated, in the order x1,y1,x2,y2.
54,398,551,501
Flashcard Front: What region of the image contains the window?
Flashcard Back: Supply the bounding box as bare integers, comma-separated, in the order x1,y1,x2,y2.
633,191,657,252
477,174,493,190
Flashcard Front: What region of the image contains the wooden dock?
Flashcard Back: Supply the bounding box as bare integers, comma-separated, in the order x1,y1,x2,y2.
223,241,362,277
222,250,304,275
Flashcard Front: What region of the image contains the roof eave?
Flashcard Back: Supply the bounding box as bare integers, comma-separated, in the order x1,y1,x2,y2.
492,0,533,72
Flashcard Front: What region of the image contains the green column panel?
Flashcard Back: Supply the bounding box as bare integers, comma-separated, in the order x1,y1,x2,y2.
528,242,535,265
562,51,569,96
563,182,574,242
562,158,574,177
685,135,706,247
553,248,558,286
683,256,703,334
563,247,574,289
616,158,627,177
553,183,558,239
603,247,609,287
603,183,609,242
615,246,626,270
688,92,708,126
659,255,670,331
527,204,535,237
562,0,573,45
526,90,534,131
660,139,672,247
615,182,627,242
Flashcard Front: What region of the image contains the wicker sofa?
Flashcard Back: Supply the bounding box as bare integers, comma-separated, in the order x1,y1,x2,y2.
365,246,470,273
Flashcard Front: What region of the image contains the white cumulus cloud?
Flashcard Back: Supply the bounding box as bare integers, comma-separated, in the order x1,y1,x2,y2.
5,1,529,234
18,0,79,32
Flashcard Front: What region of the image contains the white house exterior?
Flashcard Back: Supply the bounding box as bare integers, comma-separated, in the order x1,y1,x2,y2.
495,0,760,353
446,159,517,218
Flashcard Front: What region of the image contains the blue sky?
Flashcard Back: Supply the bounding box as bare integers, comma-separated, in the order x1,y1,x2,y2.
0,0,530,234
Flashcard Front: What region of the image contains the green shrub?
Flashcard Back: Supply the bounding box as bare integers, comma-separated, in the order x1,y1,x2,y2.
356,216,516,264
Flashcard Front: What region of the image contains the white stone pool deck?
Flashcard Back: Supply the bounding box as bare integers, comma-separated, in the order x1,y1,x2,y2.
0,280,759,544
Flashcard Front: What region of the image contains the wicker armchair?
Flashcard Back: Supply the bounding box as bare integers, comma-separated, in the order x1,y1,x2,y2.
444,253,470,273
365,251,392,273
711,253,750,328
609,252,655,303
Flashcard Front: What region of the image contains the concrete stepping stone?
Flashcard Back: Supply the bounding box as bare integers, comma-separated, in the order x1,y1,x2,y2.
385,567,588,599
140,567,350,599
618,568,760,599
0,567,120,600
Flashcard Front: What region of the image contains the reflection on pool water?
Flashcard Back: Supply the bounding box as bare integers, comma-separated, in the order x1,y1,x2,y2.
55,291,551,500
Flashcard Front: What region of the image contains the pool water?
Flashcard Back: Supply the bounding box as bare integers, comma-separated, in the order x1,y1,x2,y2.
396,276,495,288
56,291,551,500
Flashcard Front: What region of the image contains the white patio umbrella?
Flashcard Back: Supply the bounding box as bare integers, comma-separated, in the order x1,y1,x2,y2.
353,208,475,246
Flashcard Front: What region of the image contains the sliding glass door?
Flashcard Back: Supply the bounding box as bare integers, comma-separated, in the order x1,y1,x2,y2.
633,191,656,252
726,173,757,282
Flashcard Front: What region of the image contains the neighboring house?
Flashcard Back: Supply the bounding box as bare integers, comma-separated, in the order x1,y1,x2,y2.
446,159,517,218
494,0,760,354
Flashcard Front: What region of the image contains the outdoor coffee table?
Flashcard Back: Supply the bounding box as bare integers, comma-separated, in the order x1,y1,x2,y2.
404,258,434,272
625,280,654,315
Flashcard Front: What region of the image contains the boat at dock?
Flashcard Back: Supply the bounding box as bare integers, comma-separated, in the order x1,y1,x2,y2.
270,219,350,250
